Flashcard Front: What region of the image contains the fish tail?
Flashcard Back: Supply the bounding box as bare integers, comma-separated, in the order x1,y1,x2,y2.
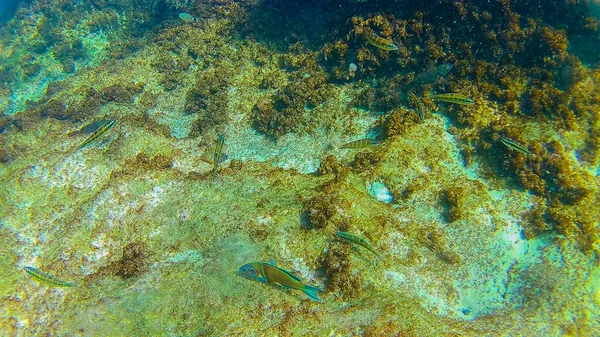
302,284,323,302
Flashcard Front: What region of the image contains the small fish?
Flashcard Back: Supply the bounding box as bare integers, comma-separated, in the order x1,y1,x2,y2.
409,63,453,88
179,12,198,23
366,32,398,51
77,119,117,150
24,266,76,287
408,91,426,122
431,93,475,105
212,134,225,181
336,231,383,260
68,119,114,138
238,260,323,302
501,138,532,156
339,138,377,149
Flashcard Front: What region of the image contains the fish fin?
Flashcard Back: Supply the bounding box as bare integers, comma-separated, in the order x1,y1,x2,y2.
302,284,323,302
267,259,276,266
257,276,268,283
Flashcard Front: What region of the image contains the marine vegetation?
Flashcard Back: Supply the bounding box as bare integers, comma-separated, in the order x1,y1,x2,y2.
0,0,599,336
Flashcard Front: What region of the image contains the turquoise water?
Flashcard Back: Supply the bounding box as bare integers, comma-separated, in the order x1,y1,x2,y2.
1,0,599,336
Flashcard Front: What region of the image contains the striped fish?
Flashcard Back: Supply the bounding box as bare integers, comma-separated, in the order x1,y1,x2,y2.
408,91,426,122
501,138,531,155
77,119,117,150
339,138,377,149
336,231,383,260
24,266,76,287
366,32,398,51
431,93,475,105
212,134,225,182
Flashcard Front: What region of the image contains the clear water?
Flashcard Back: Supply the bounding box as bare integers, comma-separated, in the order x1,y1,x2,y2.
0,0,599,336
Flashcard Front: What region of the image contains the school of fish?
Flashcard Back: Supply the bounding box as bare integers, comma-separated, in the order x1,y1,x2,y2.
19,13,538,307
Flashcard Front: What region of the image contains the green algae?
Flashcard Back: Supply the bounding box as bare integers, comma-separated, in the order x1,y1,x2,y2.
0,0,599,336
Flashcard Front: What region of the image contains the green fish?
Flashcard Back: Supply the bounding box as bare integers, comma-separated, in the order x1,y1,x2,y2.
212,134,225,181
408,91,426,122
238,260,323,301
68,120,113,138
339,138,377,149
179,12,198,23
24,266,76,287
336,231,383,260
431,93,475,105
501,138,531,156
366,32,398,51
77,119,117,150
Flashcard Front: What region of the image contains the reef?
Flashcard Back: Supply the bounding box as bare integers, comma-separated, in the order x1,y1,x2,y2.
1,0,600,335
442,186,465,223
114,242,150,279
302,194,341,229
185,64,231,136
252,67,333,138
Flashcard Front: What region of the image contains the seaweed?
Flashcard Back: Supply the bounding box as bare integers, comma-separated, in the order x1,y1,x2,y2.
186,65,231,136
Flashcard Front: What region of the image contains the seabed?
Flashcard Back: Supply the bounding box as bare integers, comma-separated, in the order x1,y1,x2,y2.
0,0,599,336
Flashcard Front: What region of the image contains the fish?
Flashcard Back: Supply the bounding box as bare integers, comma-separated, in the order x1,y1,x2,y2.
24,266,76,287
212,134,225,181
366,32,398,51
339,138,377,149
336,231,383,260
238,260,323,302
409,63,453,88
67,119,114,138
408,91,426,122
501,138,532,156
431,93,475,105
77,119,117,150
179,12,198,23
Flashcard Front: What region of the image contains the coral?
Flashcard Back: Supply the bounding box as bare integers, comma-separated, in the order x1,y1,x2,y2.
45,81,64,97
39,99,71,120
53,39,86,73
302,194,339,228
321,241,359,296
115,242,150,279
383,107,419,138
252,70,332,138
352,151,382,174
420,228,462,265
19,55,41,77
442,186,465,223
0,64,16,91
76,87,104,119
117,152,174,177
185,65,230,135
321,40,350,81
347,15,401,74
151,50,193,91
100,83,144,104
0,148,10,163
522,198,551,239
318,155,349,180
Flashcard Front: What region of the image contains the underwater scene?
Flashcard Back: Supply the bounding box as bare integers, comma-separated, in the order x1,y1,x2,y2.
1,0,600,335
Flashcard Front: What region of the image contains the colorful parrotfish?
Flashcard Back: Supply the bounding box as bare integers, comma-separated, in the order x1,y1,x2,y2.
238,260,323,302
